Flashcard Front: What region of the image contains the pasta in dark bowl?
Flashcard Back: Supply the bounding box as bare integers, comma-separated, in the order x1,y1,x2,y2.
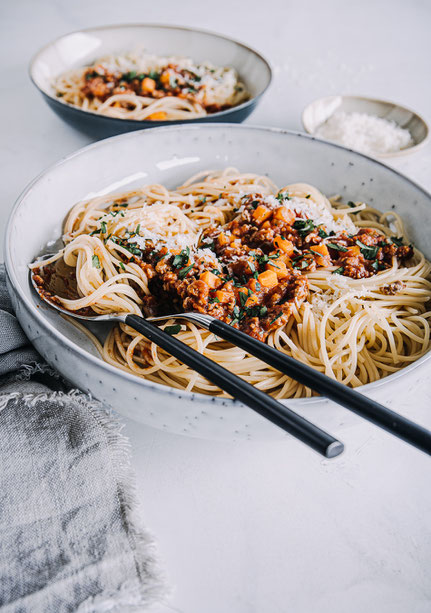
30,24,271,138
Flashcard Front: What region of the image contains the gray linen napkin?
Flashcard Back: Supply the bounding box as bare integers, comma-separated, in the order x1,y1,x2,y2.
0,265,165,612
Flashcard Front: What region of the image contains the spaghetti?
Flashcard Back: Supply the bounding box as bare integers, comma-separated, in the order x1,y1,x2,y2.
53,50,249,121
31,169,431,398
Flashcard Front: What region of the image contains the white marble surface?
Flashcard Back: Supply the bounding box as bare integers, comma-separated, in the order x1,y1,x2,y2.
2,1,431,611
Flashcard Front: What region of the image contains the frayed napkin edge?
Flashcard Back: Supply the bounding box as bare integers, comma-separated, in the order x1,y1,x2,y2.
0,362,169,612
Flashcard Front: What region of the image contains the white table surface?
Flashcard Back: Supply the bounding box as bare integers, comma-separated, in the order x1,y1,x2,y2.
2,1,431,611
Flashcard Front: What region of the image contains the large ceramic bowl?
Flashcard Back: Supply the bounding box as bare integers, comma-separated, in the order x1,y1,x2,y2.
30,24,272,138
5,125,431,441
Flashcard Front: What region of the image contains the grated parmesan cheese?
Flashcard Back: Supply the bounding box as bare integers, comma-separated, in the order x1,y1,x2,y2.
315,111,413,155
262,195,355,235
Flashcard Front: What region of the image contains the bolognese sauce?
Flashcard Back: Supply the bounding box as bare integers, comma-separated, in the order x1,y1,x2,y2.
109,192,414,341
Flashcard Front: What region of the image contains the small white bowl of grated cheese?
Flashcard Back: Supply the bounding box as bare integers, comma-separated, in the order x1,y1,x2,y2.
302,95,429,158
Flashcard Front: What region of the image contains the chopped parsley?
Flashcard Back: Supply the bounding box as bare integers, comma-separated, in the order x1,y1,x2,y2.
318,228,328,238
293,219,315,236
156,253,169,263
122,70,137,81
276,191,290,202
100,221,107,234
269,312,283,324
178,264,194,279
332,266,344,275
327,242,348,252
118,261,126,271
390,236,404,246
239,292,248,307
172,248,190,269
355,240,379,259
92,255,101,269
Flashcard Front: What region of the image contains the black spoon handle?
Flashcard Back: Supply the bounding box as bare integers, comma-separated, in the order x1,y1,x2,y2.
208,319,431,456
125,314,343,458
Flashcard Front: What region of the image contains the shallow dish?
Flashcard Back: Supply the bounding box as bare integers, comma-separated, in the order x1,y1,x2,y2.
302,95,429,158
5,125,431,441
30,24,272,138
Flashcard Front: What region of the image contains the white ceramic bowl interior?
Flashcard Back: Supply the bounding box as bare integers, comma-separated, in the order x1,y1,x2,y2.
5,125,431,441
302,95,429,158
30,23,271,113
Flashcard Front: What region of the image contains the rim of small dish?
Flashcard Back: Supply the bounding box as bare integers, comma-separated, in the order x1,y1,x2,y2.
5,124,431,409
302,94,430,158
29,22,273,127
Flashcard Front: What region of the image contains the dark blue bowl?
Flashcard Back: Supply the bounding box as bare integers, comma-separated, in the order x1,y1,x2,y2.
30,23,272,139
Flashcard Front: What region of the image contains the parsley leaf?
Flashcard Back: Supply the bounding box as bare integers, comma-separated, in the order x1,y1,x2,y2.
332,266,344,275
327,242,348,252
178,264,194,279
293,219,315,236
276,192,290,202
92,255,101,269
356,240,378,259
270,312,283,324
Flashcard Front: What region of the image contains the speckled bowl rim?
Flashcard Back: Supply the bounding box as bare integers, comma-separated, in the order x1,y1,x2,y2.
29,22,273,127
5,124,431,409
301,94,430,158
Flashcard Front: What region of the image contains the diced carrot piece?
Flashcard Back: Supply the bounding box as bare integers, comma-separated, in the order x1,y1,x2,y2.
261,221,271,229
274,236,295,256
272,252,291,265
345,246,361,257
141,77,156,94
266,260,289,278
310,244,331,267
248,279,260,292
214,290,231,303
252,205,272,224
160,71,171,86
245,294,259,307
274,207,295,225
217,233,229,246
147,111,167,121
200,271,221,289
310,244,329,257
258,270,278,288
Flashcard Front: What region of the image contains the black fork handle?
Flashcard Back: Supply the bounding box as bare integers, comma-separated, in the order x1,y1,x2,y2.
208,319,431,456
125,314,343,458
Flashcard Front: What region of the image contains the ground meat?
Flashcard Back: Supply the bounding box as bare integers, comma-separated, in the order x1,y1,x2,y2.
79,64,232,114
380,281,406,295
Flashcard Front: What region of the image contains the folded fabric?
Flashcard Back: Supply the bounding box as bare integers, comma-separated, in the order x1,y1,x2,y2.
0,265,165,612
